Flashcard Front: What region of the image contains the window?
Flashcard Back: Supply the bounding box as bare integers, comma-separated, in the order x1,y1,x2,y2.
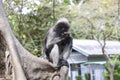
70,64,81,74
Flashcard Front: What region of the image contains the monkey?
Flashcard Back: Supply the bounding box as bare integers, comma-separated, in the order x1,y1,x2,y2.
43,18,73,69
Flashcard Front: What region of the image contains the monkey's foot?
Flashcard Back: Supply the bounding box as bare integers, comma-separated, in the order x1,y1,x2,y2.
60,60,69,67
55,59,69,70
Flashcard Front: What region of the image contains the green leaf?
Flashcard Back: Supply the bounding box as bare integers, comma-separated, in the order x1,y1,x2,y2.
14,0,20,5
64,0,70,3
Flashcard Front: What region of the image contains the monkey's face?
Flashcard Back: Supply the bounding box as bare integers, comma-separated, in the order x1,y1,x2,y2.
55,23,69,34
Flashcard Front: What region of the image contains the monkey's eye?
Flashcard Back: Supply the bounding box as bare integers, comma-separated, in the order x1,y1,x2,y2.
61,28,66,32
62,28,65,30
62,28,68,32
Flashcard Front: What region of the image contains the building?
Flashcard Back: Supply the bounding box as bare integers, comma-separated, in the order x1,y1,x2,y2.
68,39,120,80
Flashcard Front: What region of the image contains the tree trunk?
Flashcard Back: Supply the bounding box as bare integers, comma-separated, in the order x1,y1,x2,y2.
110,73,114,80
110,69,114,80
0,1,68,80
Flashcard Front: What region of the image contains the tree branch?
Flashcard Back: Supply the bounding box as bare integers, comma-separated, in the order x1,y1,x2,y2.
0,1,69,80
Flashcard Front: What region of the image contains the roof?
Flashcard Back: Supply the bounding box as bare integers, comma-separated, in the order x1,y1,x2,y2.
68,52,87,64
73,39,120,56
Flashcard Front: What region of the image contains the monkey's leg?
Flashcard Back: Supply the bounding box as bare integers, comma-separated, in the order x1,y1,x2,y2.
50,44,59,68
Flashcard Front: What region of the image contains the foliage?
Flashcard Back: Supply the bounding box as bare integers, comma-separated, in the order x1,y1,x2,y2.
85,73,91,80
3,0,54,56
68,77,71,80
3,0,119,56
103,55,120,80
76,75,83,80
114,61,120,80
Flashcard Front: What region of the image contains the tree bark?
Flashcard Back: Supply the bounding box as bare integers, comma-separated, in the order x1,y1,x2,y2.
110,71,114,80
0,1,68,80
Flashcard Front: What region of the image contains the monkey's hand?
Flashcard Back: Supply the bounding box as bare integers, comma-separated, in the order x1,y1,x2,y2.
61,32,70,39
56,59,69,70
48,33,69,46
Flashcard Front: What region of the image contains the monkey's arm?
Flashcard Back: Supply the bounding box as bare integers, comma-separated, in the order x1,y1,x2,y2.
57,36,72,68
62,37,73,60
46,34,66,49
46,37,61,48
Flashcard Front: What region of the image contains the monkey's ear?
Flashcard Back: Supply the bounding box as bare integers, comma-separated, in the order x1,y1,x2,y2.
53,26,57,32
